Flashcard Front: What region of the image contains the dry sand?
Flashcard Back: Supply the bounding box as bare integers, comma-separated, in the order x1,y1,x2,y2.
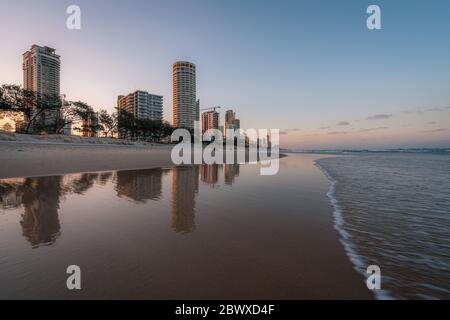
0,140,174,179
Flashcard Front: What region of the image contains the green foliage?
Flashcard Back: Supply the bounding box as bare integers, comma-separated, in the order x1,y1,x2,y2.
98,109,117,137
118,110,173,142
0,83,174,140
0,84,61,133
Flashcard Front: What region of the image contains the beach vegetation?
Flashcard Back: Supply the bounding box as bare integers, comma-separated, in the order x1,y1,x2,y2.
98,109,118,138
118,109,174,142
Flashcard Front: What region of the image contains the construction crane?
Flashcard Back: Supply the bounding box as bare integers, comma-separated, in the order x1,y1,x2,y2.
201,106,221,112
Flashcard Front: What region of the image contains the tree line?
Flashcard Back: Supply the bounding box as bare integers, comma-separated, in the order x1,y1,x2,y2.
0,84,173,141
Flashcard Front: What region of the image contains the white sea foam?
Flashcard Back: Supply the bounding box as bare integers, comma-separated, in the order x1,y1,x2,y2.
315,159,394,300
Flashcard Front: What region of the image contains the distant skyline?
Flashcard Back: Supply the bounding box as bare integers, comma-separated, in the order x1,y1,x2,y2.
1,0,449,148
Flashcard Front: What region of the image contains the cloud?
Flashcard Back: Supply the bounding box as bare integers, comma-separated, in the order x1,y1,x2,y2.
404,106,450,116
427,121,438,125
359,127,389,132
279,128,300,135
337,121,350,126
366,114,392,120
417,108,436,114
328,131,347,135
423,107,446,113
318,126,330,130
414,106,450,114
422,128,448,133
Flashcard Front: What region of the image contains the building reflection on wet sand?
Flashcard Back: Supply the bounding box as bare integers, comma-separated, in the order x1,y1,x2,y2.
20,177,62,248
0,163,241,247
0,173,103,248
224,164,240,185
200,164,220,186
0,176,62,248
116,168,165,202
200,164,241,187
171,166,199,234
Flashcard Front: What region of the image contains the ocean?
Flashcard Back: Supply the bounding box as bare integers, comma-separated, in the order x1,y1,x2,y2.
316,153,450,299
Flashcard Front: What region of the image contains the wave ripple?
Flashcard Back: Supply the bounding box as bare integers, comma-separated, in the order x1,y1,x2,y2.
317,153,450,300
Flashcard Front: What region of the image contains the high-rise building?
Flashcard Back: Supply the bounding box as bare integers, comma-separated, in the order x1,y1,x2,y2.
23,45,60,97
173,61,197,130
117,90,163,139
22,45,61,129
225,110,235,125
234,119,240,130
201,110,219,135
117,90,163,121
224,109,240,138
196,99,200,124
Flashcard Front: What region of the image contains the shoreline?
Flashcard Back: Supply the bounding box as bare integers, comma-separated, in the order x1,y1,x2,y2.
315,159,390,300
0,140,287,179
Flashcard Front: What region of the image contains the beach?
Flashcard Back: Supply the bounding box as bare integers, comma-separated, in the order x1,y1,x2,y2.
0,139,373,299
0,140,174,179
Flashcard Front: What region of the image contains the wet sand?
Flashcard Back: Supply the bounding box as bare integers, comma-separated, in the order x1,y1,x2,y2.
0,143,373,299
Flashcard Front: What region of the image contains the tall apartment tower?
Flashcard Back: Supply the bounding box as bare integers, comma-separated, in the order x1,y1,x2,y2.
117,90,163,121
224,109,241,139
173,61,197,130
196,99,200,124
225,110,235,126
23,45,61,128
201,111,219,135
23,45,60,97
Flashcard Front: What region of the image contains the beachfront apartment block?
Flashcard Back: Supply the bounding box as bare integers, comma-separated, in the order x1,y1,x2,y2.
173,61,198,130
201,110,219,135
224,109,240,138
23,45,61,129
117,90,163,121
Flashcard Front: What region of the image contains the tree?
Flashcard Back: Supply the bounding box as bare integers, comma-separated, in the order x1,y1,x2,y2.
24,91,61,134
117,110,137,139
98,109,117,137
55,98,76,134
0,85,30,114
117,109,174,142
70,101,99,137
162,121,174,139
0,84,61,134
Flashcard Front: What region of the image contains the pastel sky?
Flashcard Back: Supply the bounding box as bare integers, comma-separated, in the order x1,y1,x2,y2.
1,0,449,148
